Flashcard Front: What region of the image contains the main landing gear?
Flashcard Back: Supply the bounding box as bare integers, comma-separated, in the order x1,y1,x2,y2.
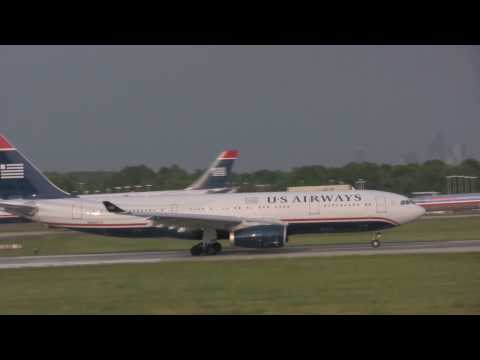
190,242,222,256
190,228,222,256
371,231,382,248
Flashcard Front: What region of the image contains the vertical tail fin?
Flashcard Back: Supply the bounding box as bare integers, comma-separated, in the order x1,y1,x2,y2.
0,134,72,200
185,150,239,191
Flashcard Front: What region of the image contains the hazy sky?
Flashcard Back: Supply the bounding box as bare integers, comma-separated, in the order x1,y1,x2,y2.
1,45,479,172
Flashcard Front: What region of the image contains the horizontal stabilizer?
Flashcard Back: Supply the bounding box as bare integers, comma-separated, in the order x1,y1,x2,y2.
0,201,38,218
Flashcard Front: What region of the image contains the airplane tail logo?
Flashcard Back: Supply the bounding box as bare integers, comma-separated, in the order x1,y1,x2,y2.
186,150,239,190
211,167,227,177
0,134,72,200
0,163,25,179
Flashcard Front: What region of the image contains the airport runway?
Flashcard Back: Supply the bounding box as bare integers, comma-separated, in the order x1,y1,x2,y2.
421,213,480,220
0,231,63,239
1,239,480,269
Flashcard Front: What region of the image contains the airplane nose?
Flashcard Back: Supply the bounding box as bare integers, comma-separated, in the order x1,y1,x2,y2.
414,204,426,218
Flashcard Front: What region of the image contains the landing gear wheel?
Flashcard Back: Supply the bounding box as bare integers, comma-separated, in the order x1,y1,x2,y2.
199,229,220,256
371,239,381,248
212,242,222,254
190,244,204,256
371,231,382,248
205,244,220,255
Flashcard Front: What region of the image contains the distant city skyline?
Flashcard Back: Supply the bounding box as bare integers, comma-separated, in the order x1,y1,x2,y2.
1,45,479,172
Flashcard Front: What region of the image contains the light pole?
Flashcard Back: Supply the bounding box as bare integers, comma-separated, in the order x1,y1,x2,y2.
355,178,367,190
78,182,85,193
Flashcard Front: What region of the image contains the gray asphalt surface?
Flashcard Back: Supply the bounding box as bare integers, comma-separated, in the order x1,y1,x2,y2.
0,231,62,239
1,240,480,269
421,213,480,220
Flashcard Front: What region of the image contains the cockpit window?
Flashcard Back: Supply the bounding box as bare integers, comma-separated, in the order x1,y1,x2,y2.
401,199,414,205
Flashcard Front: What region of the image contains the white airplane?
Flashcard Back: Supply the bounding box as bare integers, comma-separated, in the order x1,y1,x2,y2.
0,134,425,256
85,149,240,198
411,193,480,213
0,134,239,223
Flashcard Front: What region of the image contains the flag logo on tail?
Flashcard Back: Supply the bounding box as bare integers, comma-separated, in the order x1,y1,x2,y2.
0,163,25,179
211,167,226,177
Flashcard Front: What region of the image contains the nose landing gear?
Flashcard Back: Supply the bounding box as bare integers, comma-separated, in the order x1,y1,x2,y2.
371,231,382,248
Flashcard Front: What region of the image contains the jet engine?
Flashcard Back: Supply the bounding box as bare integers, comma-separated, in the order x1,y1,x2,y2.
229,225,288,249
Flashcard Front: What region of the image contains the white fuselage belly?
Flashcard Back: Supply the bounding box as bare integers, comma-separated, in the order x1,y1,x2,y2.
27,190,424,235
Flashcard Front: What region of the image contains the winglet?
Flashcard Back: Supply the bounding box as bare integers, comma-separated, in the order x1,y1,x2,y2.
218,150,239,160
103,201,127,214
0,134,14,150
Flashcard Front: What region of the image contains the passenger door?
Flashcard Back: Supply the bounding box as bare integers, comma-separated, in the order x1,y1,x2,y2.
375,196,387,213
72,202,84,220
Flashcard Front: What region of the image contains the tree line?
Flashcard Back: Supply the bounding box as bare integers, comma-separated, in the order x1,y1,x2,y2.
45,158,480,196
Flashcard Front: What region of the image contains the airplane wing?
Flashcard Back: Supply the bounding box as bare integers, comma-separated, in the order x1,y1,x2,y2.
0,202,38,218
102,201,280,230
205,187,239,194
146,213,242,230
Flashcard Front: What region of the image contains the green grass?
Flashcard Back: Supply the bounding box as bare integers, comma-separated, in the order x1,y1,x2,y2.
1,253,479,314
1,216,479,257
0,223,199,256
0,231,201,256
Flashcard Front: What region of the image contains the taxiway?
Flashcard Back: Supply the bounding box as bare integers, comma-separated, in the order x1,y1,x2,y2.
1,239,480,269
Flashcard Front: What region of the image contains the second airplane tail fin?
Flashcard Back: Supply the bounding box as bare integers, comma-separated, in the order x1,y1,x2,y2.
185,150,239,191
0,134,72,200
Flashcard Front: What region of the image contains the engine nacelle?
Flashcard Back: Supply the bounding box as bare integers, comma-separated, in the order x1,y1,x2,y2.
229,225,288,249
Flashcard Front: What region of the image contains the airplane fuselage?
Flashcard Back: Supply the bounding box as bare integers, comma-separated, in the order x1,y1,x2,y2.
19,190,424,238
0,188,234,223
